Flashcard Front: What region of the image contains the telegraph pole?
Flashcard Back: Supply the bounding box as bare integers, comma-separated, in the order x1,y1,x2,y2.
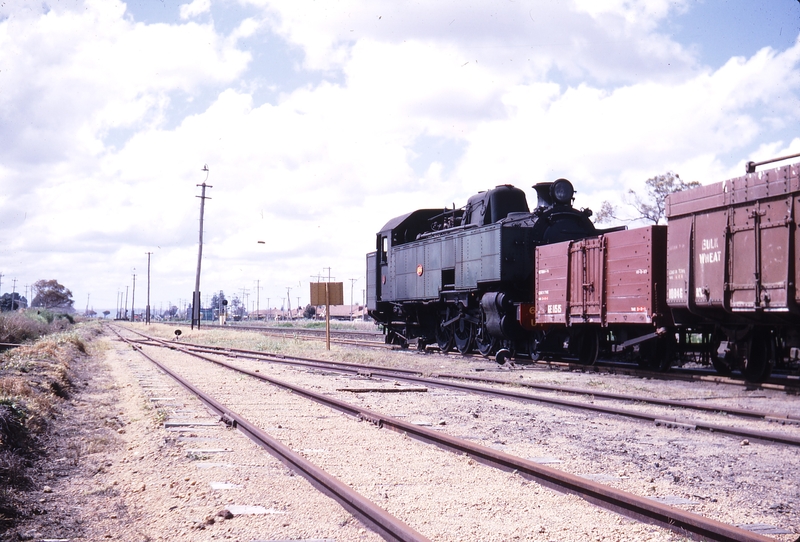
255,279,262,320
10,278,17,310
145,252,153,324
192,165,212,329
131,273,136,322
240,287,249,319
349,278,357,319
286,287,292,319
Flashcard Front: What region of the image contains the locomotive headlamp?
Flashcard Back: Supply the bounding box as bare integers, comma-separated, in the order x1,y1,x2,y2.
551,179,574,204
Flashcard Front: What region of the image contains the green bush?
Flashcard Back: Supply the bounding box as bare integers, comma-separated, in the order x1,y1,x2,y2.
0,310,72,344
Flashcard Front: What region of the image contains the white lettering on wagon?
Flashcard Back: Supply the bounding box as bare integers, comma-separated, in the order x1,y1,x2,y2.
667,287,684,300
699,238,722,266
699,251,721,265
546,304,562,314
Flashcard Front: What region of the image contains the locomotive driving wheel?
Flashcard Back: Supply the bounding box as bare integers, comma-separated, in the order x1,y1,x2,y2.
435,310,455,353
475,325,497,357
454,319,475,355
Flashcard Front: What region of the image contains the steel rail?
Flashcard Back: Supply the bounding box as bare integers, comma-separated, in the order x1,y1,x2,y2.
434,373,800,424
149,322,800,389
122,330,800,445
526,359,800,392
110,328,430,542
115,329,775,542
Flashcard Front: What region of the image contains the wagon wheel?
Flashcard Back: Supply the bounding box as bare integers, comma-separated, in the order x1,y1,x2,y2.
475,326,497,358
528,330,544,361
638,334,673,372
435,313,455,353
570,328,599,365
453,319,475,355
711,348,734,375
741,330,774,383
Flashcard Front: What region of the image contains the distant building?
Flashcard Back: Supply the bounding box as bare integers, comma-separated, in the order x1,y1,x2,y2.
318,304,366,321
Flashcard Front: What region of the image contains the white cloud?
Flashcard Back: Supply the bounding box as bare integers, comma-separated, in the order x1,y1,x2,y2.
249,0,699,84
0,0,250,171
2,0,800,311
180,0,211,20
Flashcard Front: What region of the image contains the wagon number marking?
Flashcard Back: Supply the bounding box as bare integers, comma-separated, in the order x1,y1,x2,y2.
546,304,562,314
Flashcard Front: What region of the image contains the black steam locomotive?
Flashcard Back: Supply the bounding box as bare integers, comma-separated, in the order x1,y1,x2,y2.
366,179,602,360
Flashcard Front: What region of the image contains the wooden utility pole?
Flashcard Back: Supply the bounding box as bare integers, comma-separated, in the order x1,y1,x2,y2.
131,273,136,322
192,165,212,329
349,278,357,318
145,252,153,324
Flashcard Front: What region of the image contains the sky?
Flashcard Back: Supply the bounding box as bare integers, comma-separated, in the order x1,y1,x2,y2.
1,0,799,316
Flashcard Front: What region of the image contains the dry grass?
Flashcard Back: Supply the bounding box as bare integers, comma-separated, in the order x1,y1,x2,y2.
0,321,98,523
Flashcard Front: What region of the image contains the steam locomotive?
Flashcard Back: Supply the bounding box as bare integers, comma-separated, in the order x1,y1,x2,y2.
366,156,800,382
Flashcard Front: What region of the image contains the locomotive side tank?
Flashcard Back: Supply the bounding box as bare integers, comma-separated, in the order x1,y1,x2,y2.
367,179,598,355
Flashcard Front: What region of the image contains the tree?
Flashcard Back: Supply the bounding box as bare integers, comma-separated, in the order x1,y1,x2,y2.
595,171,700,225
0,293,27,312
230,295,244,319
102,310,111,319
31,279,75,310
210,291,227,318
303,304,316,319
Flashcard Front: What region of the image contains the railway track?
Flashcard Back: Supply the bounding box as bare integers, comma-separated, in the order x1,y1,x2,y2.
110,324,795,541
155,320,800,391
123,328,800,448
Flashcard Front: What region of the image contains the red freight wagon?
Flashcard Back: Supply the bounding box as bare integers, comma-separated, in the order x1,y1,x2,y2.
665,161,800,379
524,226,671,368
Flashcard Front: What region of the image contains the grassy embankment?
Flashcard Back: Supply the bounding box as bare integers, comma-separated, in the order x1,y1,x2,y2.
0,310,96,528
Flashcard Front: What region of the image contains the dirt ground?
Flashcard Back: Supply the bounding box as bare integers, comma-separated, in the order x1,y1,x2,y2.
2,323,799,541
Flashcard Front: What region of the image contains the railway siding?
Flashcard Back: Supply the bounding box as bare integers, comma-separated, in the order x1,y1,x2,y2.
115,326,796,540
